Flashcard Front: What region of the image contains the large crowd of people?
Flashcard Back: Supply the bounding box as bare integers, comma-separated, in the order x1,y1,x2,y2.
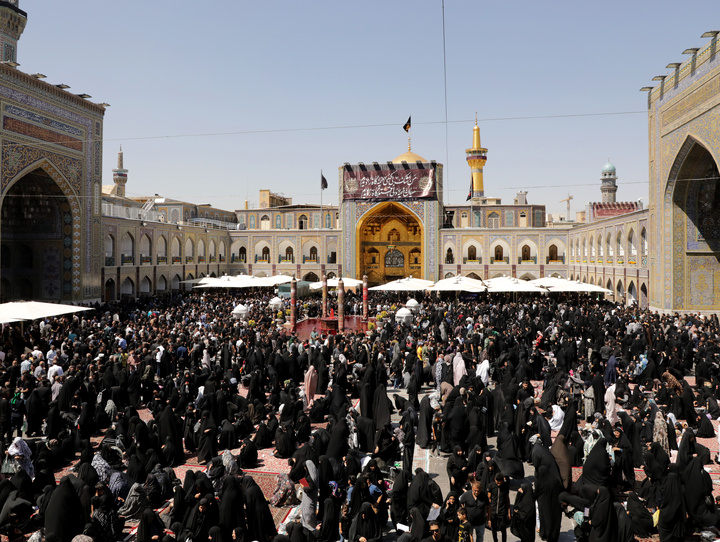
0,288,716,542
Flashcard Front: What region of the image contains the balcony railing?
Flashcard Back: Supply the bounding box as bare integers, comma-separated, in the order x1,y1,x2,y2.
279,256,295,263
616,257,624,265
606,257,613,264
105,256,115,266
303,256,318,263
209,256,216,263
140,255,152,264
219,255,225,262
518,256,537,264
489,257,509,264
445,259,455,265
546,255,565,264
172,256,181,264
255,255,269,263
186,256,194,263
198,256,205,263
121,254,134,265
231,255,245,263
157,256,167,264
463,258,482,264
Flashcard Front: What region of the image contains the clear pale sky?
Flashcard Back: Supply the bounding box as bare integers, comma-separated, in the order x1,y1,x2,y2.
16,1,718,215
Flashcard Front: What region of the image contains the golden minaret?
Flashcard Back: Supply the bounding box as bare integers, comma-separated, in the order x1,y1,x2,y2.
465,115,487,201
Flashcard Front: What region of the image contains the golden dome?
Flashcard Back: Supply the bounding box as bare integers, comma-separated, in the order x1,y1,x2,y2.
391,150,428,163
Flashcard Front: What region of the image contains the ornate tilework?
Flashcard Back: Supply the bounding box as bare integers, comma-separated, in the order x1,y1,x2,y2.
1,141,82,194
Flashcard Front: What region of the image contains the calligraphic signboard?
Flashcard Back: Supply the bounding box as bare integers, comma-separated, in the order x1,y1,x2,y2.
342,164,436,201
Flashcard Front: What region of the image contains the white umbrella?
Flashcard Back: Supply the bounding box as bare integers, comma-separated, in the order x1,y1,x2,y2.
484,276,547,293
530,277,611,294
195,275,273,289
264,274,294,286
426,276,486,293
232,304,248,319
395,307,413,324
369,277,435,291
529,276,580,292
0,301,93,323
309,277,364,290
571,281,613,294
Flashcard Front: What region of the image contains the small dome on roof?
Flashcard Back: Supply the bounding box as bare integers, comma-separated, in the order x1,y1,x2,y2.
602,161,616,174
391,150,428,163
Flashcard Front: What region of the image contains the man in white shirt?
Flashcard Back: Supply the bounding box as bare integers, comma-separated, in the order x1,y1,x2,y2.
47,359,64,382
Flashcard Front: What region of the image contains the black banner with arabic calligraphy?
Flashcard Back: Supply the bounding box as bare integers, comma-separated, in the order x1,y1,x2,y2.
342,164,437,201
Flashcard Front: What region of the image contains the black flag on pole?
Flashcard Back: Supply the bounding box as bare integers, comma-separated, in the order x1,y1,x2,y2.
466,173,473,201
321,172,328,190
403,116,411,132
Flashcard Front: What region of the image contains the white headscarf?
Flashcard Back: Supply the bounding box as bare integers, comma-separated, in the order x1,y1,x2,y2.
8,437,34,480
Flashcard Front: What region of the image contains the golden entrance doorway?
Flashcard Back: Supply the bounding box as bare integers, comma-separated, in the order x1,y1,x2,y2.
356,202,423,285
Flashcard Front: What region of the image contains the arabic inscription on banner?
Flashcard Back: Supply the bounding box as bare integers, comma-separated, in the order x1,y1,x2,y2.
342,166,436,201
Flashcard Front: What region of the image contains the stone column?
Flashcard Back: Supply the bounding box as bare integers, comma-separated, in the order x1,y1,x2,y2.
337,278,345,333
362,274,368,321
290,277,297,333
322,274,328,318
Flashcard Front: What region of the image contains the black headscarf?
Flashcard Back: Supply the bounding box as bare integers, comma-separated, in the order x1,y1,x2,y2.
44,478,84,542
348,502,381,542
510,483,536,542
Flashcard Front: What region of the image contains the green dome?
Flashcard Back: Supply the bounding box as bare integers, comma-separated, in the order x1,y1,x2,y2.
602,161,616,174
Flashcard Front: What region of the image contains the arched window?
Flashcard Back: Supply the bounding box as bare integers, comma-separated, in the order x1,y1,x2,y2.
299,215,308,230
309,246,318,261
494,245,504,261
387,229,400,242
445,248,454,264
197,239,206,262
368,247,379,264
641,228,647,255
185,238,194,262
260,215,270,230
597,235,603,256
157,236,167,259
261,246,270,261
590,238,595,257
239,246,247,263
583,239,587,257
607,234,613,257
549,244,558,261
285,247,294,262
468,245,477,261
521,245,531,261
385,248,404,267
409,248,421,265
616,232,625,257
488,212,500,229
105,234,116,265
628,230,637,256
121,233,134,265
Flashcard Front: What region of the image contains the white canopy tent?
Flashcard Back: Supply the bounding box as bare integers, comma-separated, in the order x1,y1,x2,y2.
529,277,612,294
264,274,294,286
309,277,364,291
0,301,93,323
425,276,486,293
484,276,547,293
369,277,435,291
195,275,273,289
